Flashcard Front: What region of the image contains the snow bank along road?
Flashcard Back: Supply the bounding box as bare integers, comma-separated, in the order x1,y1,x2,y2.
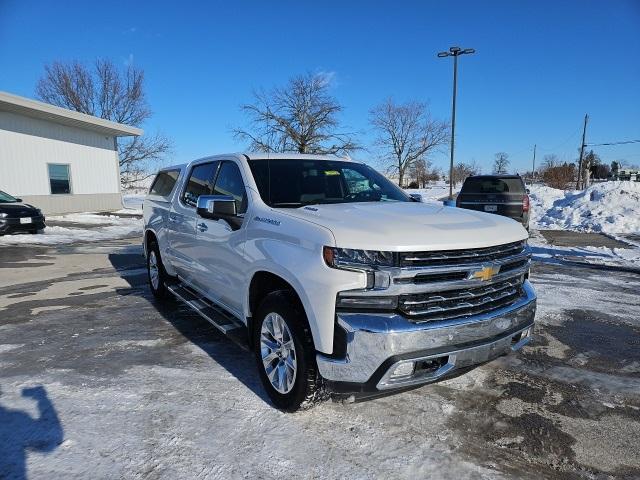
1,238,639,479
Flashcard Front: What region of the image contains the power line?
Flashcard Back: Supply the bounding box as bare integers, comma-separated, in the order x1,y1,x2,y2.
586,139,640,147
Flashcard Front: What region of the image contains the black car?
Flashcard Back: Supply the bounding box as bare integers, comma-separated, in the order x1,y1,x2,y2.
0,190,46,235
456,175,530,229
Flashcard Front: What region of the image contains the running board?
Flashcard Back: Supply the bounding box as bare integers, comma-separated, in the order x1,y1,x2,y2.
167,284,245,337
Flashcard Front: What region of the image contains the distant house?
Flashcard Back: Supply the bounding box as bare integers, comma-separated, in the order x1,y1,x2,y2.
0,91,142,214
613,169,639,182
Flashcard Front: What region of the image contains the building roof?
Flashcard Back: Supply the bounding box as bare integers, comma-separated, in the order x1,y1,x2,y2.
0,91,143,137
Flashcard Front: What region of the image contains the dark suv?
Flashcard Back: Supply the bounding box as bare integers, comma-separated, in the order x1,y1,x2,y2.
456,175,530,229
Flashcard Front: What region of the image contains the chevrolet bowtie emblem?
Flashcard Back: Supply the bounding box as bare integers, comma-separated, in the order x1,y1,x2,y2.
470,265,500,281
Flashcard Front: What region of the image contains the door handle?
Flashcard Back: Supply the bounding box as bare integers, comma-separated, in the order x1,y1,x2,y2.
197,222,208,232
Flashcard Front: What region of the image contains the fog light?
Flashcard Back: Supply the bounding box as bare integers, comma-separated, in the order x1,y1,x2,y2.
390,362,415,378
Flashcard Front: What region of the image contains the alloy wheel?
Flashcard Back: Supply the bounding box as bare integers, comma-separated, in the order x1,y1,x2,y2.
260,312,297,394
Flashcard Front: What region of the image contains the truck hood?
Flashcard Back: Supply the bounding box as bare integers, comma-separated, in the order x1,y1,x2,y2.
281,201,528,251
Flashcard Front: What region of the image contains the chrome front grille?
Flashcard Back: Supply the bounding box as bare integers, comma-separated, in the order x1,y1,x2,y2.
336,240,531,323
399,240,526,267
396,241,529,321
398,277,524,321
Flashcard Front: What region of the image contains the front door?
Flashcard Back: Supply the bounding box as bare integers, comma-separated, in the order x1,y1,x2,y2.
167,160,219,284
191,160,249,317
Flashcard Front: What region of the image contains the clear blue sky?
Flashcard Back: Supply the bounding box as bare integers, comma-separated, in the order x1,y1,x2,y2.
1,0,639,173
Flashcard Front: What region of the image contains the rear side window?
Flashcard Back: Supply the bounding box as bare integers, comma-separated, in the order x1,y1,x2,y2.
214,162,247,213
182,161,219,207
462,177,525,194
149,170,180,198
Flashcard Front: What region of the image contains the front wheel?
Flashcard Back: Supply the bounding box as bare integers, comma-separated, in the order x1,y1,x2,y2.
253,291,323,412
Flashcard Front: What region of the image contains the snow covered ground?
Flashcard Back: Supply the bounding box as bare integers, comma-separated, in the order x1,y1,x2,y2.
404,181,459,202
0,213,142,246
1,238,639,478
529,181,640,234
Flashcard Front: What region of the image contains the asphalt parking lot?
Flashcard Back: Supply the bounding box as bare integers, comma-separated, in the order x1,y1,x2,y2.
1,236,639,479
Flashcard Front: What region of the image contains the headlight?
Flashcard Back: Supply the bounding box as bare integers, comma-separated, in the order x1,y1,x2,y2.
323,246,393,290
323,247,395,268
0,213,8,219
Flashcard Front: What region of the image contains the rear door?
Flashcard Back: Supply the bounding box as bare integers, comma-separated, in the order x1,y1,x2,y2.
145,168,181,257
167,161,219,283
458,177,525,220
190,160,249,317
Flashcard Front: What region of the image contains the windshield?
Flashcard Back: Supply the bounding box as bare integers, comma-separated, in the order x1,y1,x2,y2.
461,177,525,194
0,191,18,203
248,159,410,207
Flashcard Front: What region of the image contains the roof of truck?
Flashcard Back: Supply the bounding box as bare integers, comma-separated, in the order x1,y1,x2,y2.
159,163,186,171
242,152,352,162
466,174,523,179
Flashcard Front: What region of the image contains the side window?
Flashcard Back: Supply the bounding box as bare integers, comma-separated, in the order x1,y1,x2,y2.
48,164,72,194
149,170,180,198
182,162,219,207
343,168,374,194
213,162,247,214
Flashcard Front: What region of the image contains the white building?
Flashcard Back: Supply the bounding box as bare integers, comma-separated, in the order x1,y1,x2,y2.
0,91,142,214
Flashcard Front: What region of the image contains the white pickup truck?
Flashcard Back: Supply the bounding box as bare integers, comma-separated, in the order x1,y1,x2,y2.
143,153,536,411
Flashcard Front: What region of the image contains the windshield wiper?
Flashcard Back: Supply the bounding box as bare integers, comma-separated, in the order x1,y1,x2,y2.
271,202,304,207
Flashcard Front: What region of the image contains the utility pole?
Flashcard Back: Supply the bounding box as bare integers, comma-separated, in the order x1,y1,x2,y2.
532,144,537,182
576,114,589,189
437,46,475,200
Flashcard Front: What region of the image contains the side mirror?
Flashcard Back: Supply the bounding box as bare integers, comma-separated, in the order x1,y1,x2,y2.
15,198,22,202
409,193,422,202
196,195,237,220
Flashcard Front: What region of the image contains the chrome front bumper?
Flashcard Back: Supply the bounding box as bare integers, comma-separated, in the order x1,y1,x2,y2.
317,280,536,391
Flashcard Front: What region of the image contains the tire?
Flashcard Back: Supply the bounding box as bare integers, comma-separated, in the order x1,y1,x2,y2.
147,240,171,300
253,290,323,412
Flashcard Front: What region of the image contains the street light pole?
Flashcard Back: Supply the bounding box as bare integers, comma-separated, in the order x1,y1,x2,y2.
450,53,458,200
438,46,475,200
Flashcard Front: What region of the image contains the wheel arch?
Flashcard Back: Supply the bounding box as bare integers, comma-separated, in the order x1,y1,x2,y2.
247,270,314,350
144,228,159,257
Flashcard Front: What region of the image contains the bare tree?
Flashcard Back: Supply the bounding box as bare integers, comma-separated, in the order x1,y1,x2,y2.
233,72,357,155
542,154,560,169
370,99,449,187
540,154,576,189
492,152,510,174
36,59,171,188
451,161,481,187
409,159,441,188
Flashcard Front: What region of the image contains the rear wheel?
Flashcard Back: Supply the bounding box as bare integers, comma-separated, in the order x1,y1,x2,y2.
147,240,171,300
253,291,323,411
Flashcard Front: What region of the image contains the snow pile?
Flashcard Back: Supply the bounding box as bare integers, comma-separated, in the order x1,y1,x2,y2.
527,185,566,226
0,213,142,246
48,213,131,225
530,181,640,234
